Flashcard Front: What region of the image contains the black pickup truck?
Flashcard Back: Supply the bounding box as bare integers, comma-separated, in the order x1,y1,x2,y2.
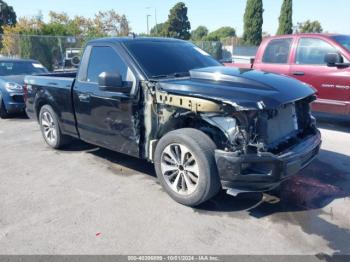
24,37,321,206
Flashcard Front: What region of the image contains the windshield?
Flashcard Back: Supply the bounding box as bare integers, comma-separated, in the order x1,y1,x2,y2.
332,35,350,52
123,40,220,78
0,61,48,76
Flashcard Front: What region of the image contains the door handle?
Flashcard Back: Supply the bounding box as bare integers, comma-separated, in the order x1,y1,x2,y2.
78,93,90,102
292,71,305,76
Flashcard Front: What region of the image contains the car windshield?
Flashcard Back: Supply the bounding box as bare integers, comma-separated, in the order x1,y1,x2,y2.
123,40,221,78
331,35,350,52
0,61,48,76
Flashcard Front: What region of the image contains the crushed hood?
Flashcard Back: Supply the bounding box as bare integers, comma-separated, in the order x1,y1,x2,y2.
157,66,315,110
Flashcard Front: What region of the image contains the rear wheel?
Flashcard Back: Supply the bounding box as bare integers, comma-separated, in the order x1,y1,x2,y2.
154,128,221,206
39,105,70,149
0,97,9,119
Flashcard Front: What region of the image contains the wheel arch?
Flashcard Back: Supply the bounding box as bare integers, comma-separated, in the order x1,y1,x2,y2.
34,92,62,124
155,115,230,150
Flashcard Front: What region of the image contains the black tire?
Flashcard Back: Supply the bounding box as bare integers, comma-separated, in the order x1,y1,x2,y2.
39,105,70,149
0,97,9,119
154,128,221,207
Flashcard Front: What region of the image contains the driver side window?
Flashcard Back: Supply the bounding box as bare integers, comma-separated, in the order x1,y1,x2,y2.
296,38,337,65
262,38,292,64
86,46,128,83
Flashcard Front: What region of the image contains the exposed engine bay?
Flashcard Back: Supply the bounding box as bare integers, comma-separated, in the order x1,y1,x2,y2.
142,69,318,162
200,96,317,156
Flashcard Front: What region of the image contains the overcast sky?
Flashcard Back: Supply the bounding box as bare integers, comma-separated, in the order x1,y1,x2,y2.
7,0,350,36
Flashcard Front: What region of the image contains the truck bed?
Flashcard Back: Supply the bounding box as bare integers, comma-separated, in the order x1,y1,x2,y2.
24,72,78,137
25,71,76,88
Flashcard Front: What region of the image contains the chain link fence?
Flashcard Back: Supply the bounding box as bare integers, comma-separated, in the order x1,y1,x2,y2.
195,37,258,62
0,34,92,71
0,34,258,71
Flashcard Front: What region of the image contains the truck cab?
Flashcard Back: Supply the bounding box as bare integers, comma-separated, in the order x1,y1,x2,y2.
227,34,350,116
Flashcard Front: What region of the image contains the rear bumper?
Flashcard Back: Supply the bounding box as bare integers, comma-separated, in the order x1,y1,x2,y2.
215,130,322,192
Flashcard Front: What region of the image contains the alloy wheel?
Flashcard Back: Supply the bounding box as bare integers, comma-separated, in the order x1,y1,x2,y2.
161,143,200,195
41,111,57,144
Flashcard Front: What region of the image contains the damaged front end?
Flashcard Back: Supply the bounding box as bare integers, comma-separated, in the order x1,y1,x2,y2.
142,66,321,192
213,96,321,192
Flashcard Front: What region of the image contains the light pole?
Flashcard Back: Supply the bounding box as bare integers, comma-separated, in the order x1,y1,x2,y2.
146,14,151,35
146,7,158,34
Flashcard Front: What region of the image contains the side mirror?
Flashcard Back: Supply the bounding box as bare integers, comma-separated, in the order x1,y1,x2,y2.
324,53,343,67
98,72,129,93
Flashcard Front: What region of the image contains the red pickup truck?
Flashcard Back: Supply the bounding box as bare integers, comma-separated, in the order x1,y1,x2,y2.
225,34,350,116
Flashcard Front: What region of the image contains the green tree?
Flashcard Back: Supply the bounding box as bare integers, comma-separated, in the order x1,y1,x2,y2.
242,0,263,46
1,10,131,70
150,22,166,37
204,26,236,41
43,10,131,37
191,26,208,41
277,0,293,35
41,12,96,37
163,2,191,40
297,20,323,33
93,11,130,36
0,0,17,34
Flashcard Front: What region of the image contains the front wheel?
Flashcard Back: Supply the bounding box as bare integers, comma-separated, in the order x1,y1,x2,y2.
154,128,221,207
39,105,70,149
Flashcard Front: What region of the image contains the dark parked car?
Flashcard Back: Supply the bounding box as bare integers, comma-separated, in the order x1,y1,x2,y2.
24,37,321,206
0,58,48,118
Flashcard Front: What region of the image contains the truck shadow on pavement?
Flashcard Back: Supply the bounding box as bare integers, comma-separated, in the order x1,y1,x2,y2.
62,139,157,174
198,149,350,256
256,152,350,258
82,140,350,220
3,112,29,120
192,149,350,215
65,139,350,256
66,138,350,217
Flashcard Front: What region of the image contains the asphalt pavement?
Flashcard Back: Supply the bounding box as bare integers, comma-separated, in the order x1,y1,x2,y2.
0,114,349,256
